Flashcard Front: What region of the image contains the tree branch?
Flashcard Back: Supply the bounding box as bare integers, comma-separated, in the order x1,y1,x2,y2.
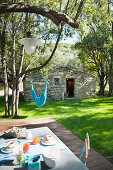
70,0,78,13
65,0,70,13
0,3,79,28
91,51,100,69
74,0,86,21
15,23,64,82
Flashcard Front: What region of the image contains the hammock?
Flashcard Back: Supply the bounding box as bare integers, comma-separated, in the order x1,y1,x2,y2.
31,81,47,107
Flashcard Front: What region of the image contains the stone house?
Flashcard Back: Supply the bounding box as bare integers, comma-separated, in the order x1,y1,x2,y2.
24,67,96,101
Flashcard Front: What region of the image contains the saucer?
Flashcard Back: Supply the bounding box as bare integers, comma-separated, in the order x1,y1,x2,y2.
41,137,57,146
1,146,12,153
1,142,21,154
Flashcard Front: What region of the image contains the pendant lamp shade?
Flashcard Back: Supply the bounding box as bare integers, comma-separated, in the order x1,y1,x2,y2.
18,38,41,55
109,2,113,12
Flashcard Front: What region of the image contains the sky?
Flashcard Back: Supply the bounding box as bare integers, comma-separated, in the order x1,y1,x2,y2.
59,31,81,44
41,34,80,44
60,35,80,44
39,29,81,44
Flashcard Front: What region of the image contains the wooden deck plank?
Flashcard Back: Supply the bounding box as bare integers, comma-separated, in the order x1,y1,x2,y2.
0,117,113,170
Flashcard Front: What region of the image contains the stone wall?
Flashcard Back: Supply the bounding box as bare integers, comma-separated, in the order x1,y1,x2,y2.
23,67,96,101
24,73,46,102
75,72,96,99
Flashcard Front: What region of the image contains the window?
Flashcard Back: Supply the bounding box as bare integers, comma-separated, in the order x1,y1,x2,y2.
54,78,60,85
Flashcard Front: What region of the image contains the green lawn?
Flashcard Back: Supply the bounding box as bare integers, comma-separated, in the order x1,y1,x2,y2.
0,96,113,157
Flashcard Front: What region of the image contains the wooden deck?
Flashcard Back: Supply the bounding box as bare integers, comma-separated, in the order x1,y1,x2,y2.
0,117,113,170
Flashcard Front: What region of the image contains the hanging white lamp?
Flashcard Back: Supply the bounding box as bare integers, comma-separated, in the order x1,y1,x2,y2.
109,2,113,12
18,31,41,55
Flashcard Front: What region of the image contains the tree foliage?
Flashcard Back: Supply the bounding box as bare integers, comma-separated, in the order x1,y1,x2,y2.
73,0,113,96
74,25,111,95
46,43,82,70
78,0,111,38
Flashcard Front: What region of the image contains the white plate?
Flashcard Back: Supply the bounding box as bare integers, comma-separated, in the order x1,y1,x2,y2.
1,141,15,153
41,138,58,146
1,146,12,153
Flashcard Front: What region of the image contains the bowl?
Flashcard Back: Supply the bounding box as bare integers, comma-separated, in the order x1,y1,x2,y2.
42,146,61,168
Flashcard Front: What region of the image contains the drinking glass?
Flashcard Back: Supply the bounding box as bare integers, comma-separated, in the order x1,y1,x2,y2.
23,143,30,152
32,137,39,145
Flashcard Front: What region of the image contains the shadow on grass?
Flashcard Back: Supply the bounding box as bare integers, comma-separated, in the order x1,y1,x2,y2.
19,96,113,109
12,115,28,119
0,115,28,119
1,95,113,115
0,115,11,118
17,97,113,118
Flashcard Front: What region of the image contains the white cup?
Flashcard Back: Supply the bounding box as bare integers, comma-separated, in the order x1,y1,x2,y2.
25,130,32,140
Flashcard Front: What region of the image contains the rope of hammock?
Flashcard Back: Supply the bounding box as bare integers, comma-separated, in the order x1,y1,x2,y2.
39,71,49,83
31,82,46,85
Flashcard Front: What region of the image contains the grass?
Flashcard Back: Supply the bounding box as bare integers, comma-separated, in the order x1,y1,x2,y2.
0,95,113,157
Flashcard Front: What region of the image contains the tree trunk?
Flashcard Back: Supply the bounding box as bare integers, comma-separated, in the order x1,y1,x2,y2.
1,24,10,116
15,79,21,117
108,55,113,96
98,74,105,96
108,21,113,97
12,83,17,117
15,45,24,116
11,32,16,117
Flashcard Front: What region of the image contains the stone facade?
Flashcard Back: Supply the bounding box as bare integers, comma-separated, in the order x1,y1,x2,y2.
24,67,96,101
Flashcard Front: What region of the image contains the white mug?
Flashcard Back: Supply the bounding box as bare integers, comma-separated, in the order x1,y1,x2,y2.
25,130,32,140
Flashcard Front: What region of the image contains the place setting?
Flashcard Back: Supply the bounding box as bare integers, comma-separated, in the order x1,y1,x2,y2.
0,127,65,169
40,135,58,146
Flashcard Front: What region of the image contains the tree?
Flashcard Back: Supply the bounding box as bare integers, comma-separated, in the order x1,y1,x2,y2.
74,25,111,96
0,15,10,116
0,0,86,117
74,0,113,95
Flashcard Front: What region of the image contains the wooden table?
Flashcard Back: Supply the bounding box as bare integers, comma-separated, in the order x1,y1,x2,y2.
0,127,89,170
